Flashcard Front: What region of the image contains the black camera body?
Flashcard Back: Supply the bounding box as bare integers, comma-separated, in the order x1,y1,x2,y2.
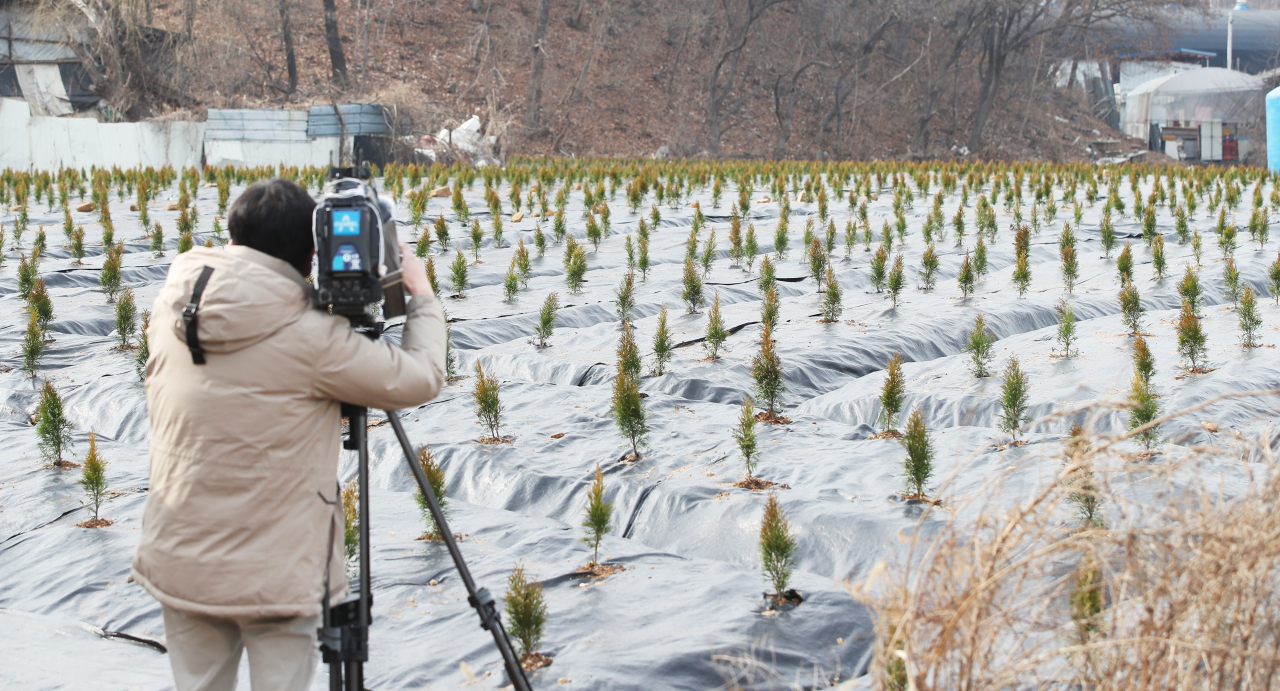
313,167,405,319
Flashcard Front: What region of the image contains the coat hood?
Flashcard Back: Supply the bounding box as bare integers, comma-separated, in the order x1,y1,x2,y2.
160,245,313,354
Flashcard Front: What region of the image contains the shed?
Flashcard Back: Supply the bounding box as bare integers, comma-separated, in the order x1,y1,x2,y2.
1120,67,1265,161
0,1,96,115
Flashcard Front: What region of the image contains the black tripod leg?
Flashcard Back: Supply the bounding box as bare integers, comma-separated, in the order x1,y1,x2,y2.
384,411,533,691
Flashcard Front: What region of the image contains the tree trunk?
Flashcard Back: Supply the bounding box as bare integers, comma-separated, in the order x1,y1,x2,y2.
278,0,298,95
322,0,349,86
570,1,609,104
183,0,196,38
526,0,550,129
967,51,1004,153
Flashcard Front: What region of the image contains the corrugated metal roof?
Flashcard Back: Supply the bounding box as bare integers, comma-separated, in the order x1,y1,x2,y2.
308,104,390,137
0,7,86,62
205,109,310,141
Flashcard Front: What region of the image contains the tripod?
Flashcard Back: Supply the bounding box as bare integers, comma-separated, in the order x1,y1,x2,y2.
318,319,532,691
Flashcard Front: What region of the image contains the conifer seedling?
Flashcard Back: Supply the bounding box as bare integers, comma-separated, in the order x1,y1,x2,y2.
637,234,650,281
136,311,150,379
617,322,642,380
918,244,939,290
1192,228,1204,265
733,397,759,478
1061,245,1079,294
1176,300,1207,372
870,246,888,292
885,254,904,308
751,323,786,419
761,284,780,331
1238,286,1262,348
957,250,976,298
29,279,53,334
435,214,450,250
704,291,728,358
1177,264,1201,315
469,219,484,261
744,223,759,271
504,565,547,662
425,255,441,297
79,432,108,525
1013,251,1032,298
1151,233,1167,280
503,258,520,302
21,311,43,376
150,223,164,257
774,217,789,260
965,314,996,377
682,258,704,313
71,227,85,264
1271,252,1280,304
534,292,558,347
700,229,717,277
1055,297,1076,357
879,352,907,434
615,271,636,323
757,254,776,294
115,286,137,349
473,361,504,441
450,248,469,297
1133,334,1155,386
823,265,845,320
36,380,74,466
1119,281,1144,334
1116,242,1133,284
651,306,674,376
414,446,449,539
582,465,613,564
1222,258,1241,306
807,237,825,288
759,493,796,606
611,362,647,459
998,356,1031,440
1128,370,1160,452
974,233,988,276
900,408,934,500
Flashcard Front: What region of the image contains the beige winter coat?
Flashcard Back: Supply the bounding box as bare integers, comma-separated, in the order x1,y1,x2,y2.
131,245,446,619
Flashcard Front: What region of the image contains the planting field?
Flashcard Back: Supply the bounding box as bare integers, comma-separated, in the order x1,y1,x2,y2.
1,161,1278,690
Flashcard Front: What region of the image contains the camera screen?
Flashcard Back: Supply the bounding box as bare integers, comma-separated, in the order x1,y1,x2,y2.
332,243,363,272
332,209,362,236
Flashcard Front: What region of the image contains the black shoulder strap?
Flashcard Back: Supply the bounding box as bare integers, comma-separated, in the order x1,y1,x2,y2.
182,266,215,365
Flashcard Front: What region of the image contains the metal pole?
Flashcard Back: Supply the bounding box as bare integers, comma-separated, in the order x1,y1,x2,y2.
1228,11,1235,72
351,407,370,691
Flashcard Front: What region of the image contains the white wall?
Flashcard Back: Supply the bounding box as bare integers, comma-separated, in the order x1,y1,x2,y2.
203,136,344,168
0,98,204,170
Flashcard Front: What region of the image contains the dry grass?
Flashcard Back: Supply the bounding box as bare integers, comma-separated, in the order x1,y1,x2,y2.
849,389,1280,690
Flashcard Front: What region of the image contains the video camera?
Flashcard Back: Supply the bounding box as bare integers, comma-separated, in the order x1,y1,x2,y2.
313,166,406,319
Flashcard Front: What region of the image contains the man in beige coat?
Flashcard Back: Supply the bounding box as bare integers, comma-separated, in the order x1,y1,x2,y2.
131,179,446,691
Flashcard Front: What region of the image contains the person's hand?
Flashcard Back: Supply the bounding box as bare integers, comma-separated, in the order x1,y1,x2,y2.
400,243,433,297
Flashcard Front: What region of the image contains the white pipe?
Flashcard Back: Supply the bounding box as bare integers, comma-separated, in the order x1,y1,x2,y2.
1228,11,1235,71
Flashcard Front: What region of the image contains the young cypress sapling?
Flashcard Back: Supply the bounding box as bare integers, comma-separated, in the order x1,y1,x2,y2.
807,236,825,287
504,565,548,666
450,248,469,297
611,361,647,459
469,219,485,261
751,324,786,420
1116,242,1133,284
1055,297,1077,357
1061,245,1079,294
998,357,1031,440
733,397,759,479
759,493,797,606
700,229,717,277
637,234,650,281
757,254,776,293
615,271,636,323
773,218,789,260
150,222,164,257
1119,281,1144,334
35,380,74,466
823,265,845,320
617,321,642,380
21,311,43,376
473,361,504,441
1222,257,1241,306
761,284,780,331
1178,264,1201,314
414,446,449,540
965,314,996,377
1151,233,1167,280
870,246,888,292
957,250,976,298
533,292,558,347
1271,252,1280,303
900,408,934,500
682,257,704,313
651,306,674,376
70,226,85,264
582,464,613,564
704,291,728,358
425,255,441,297
115,286,137,349
503,258,520,302
435,215,450,251
879,353,906,435
1132,333,1156,386
1192,228,1204,265
885,254,904,308
79,432,108,526
1238,286,1263,347
974,233,988,276
918,244,939,290
1176,300,1207,372
744,223,759,271
29,278,53,333
1128,370,1160,452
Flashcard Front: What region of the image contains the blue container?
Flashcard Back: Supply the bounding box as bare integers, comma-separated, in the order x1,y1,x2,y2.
1268,86,1280,170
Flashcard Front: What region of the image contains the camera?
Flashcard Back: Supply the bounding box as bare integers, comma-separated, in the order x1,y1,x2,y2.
313,166,406,319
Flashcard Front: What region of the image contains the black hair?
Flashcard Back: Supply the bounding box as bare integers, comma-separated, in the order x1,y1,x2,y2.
227,179,316,275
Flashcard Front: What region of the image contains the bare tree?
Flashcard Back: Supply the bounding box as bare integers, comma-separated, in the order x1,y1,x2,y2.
278,0,298,95
706,0,792,156
322,0,350,86
526,0,551,130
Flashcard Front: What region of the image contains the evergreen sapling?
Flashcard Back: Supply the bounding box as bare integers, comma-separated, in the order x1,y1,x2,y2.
704,291,728,358
35,380,74,466
1238,286,1263,347
879,353,906,435
998,357,1031,440
733,397,759,478
900,408,934,500
414,446,449,540
965,313,996,377
79,432,108,526
533,292,558,347
651,306,674,376
1176,299,1207,372
473,361,504,441
582,465,613,564
759,493,797,606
